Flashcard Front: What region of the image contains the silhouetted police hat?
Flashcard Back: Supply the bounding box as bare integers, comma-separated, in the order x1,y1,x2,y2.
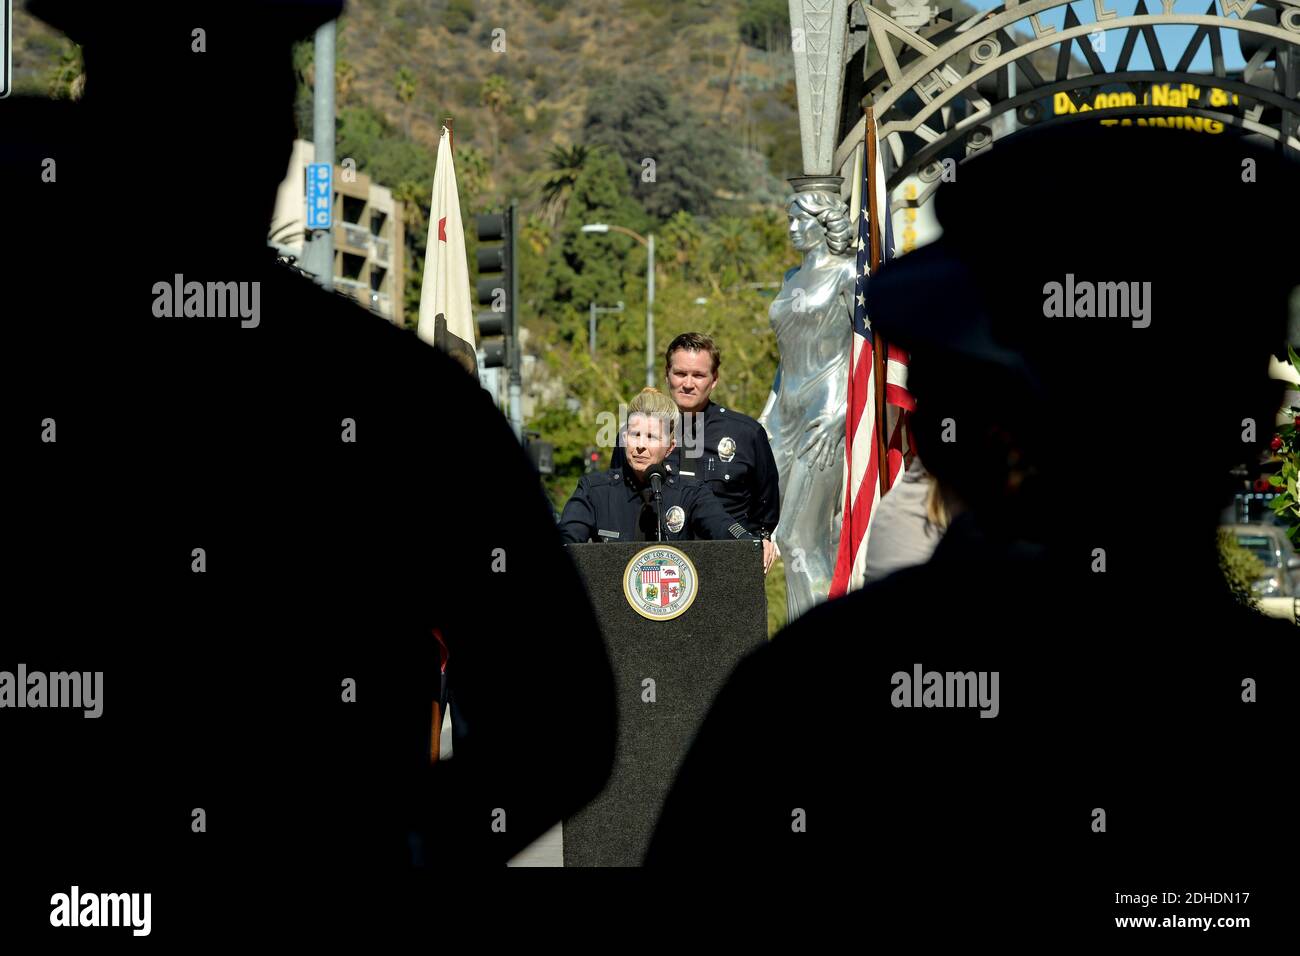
866,120,1300,381
27,0,345,44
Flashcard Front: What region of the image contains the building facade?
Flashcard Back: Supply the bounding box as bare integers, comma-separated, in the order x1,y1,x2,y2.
270,139,405,326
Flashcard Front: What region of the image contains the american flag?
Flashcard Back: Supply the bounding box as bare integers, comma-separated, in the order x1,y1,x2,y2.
828,108,914,599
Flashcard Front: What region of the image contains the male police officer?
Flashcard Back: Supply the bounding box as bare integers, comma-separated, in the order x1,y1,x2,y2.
562,388,756,546
611,333,780,570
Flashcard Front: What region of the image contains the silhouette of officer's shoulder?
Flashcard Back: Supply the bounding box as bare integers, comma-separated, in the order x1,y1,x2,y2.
0,95,85,313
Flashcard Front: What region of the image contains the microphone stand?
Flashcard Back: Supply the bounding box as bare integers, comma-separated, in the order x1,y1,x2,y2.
651,472,665,541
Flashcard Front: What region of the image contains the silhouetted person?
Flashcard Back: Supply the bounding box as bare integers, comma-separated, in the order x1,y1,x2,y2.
3,0,615,931
646,123,1297,932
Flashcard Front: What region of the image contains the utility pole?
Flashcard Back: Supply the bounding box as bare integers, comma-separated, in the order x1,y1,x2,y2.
507,201,523,442
645,232,655,387
308,19,335,290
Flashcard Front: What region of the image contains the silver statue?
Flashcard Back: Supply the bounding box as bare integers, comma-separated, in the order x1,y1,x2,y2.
759,182,857,621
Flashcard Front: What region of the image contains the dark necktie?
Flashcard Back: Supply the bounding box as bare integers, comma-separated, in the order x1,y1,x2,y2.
636,488,659,541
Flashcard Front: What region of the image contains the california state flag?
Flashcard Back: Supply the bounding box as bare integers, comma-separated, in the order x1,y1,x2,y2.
417,125,478,376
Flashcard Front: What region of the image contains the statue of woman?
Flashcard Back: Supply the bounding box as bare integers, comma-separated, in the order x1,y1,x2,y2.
759,186,857,621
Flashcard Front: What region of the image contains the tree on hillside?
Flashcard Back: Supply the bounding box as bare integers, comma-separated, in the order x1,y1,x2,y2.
738,0,790,51
479,74,513,161
336,58,358,104
530,143,596,229
394,65,417,138
581,74,747,220
543,147,650,325
47,39,84,100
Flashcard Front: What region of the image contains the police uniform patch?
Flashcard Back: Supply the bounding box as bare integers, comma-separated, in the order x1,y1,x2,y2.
665,505,685,534
622,545,699,622
718,436,737,462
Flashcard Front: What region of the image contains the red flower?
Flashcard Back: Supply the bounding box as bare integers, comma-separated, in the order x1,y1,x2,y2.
1271,435,1283,451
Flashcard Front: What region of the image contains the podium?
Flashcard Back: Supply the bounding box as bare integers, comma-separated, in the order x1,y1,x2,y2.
562,539,767,866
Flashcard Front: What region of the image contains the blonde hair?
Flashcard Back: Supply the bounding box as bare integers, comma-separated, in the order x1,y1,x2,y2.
925,481,946,535
627,387,678,441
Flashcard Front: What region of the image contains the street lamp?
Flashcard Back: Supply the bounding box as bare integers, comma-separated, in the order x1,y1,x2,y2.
582,223,656,387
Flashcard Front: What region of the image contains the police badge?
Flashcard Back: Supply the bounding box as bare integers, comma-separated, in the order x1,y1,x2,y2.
665,505,686,534
718,436,737,462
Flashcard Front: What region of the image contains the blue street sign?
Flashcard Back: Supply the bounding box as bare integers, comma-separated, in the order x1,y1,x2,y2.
306,162,332,230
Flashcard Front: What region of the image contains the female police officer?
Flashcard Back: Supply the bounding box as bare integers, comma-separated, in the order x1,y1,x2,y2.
559,388,756,546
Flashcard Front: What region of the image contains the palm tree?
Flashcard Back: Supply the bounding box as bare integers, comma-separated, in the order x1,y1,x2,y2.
392,180,428,236
479,74,512,160
530,143,594,229
708,217,756,288
336,58,358,105
394,66,417,138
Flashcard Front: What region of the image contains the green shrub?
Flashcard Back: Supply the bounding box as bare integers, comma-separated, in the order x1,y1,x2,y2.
1266,345,1300,546
1217,530,1266,609
445,0,475,34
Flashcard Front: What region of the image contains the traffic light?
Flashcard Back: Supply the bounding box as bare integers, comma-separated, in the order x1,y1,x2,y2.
475,211,513,370
584,447,600,474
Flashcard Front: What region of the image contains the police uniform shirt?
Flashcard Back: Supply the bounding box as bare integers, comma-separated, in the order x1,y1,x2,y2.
558,467,755,544
610,401,780,539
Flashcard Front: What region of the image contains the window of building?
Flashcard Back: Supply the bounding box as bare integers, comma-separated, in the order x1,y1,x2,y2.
341,252,365,281
342,195,366,224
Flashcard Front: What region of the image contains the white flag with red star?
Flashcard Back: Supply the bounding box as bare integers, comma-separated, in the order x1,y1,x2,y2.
417,125,477,376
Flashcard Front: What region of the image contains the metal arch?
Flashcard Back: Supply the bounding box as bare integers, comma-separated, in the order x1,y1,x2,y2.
838,0,1300,176
890,68,1300,188
898,105,1294,193
876,16,1297,142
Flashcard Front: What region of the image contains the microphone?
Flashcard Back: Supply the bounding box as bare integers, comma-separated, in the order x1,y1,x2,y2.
647,462,667,497
646,463,668,540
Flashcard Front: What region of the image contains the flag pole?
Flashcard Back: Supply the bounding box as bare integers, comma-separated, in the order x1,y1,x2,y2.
865,105,890,499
